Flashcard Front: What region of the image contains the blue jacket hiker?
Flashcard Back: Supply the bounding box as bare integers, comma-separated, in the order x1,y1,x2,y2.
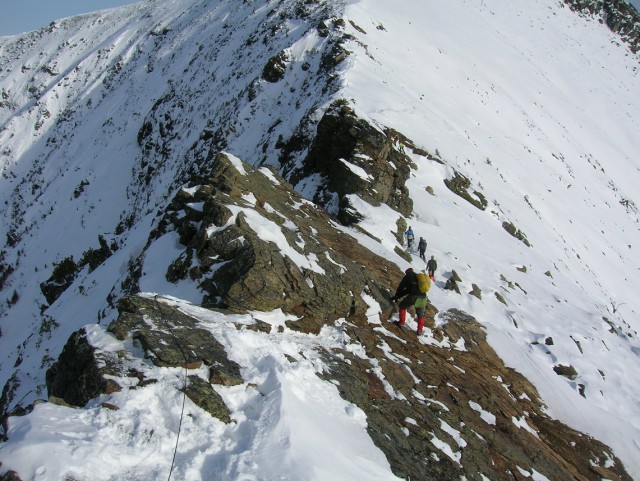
405,227,415,249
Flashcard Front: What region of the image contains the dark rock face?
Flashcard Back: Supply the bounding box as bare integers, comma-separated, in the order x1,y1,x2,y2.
45,329,107,407
0,373,20,441
39,256,78,305
39,239,114,305
262,52,288,83
0,467,23,481
44,294,241,424
289,101,413,222
322,309,632,481
563,0,640,53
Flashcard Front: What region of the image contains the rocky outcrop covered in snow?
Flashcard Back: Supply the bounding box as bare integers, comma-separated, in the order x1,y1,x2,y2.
286,101,415,224
325,309,632,481
563,0,640,52
42,295,632,481
36,152,633,481
150,152,402,332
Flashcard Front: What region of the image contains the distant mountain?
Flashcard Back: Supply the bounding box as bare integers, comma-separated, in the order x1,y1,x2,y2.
1,0,639,480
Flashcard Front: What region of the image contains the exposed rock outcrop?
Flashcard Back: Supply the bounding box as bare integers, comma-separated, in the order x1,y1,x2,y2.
16,152,635,480
45,294,238,423
45,329,111,406
154,152,402,332
41,296,632,481
288,101,414,223
444,171,488,211
109,295,242,378
0,467,22,481
563,0,640,53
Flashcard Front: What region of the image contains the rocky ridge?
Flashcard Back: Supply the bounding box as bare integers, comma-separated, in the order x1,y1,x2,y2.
36,153,632,481
0,0,638,476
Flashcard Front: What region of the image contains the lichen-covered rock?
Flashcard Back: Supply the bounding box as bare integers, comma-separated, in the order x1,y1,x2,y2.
444,171,488,210
109,296,242,378
182,375,231,423
445,272,462,294
43,294,242,423
502,221,531,247
554,364,578,380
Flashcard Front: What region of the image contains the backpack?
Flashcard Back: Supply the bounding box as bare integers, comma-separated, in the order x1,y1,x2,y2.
416,271,431,294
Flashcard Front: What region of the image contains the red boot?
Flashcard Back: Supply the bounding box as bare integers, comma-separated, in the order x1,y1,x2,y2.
398,309,407,326
416,316,425,335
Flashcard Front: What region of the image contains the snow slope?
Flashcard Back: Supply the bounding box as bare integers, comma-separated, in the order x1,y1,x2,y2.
339,0,640,474
1,0,640,479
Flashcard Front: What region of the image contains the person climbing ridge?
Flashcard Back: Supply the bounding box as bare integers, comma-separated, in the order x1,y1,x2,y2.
405,226,415,250
390,267,428,335
427,255,437,281
418,237,427,261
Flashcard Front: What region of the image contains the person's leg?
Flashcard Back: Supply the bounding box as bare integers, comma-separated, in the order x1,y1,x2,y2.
398,296,414,325
398,308,406,325
415,304,425,335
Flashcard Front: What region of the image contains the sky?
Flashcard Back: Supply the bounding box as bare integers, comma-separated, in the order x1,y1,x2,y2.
0,0,141,36
0,0,639,36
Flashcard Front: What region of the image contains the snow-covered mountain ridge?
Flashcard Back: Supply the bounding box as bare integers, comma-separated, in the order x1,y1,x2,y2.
1,0,640,479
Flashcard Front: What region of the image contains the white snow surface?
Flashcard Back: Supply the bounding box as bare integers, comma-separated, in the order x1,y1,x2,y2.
0,0,640,479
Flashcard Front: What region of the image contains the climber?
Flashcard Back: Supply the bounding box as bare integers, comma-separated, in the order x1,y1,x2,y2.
405,226,415,250
390,267,427,335
418,237,427,261
427,255,437,281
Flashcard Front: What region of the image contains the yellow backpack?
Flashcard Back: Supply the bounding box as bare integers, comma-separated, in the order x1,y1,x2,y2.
416,271,431,294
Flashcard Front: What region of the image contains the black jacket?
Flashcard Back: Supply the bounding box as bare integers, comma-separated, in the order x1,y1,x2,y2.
427,259,437,272
394,271,422,299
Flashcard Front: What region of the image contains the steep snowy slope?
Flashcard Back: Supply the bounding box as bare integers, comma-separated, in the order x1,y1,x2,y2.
0,0,341,422
1,0,639,478
337,0,640,472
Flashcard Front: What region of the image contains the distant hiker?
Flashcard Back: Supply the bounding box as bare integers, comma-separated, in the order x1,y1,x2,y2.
427,255,437,280
391,267,428,335
418,237,427,261
405,226,415,249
